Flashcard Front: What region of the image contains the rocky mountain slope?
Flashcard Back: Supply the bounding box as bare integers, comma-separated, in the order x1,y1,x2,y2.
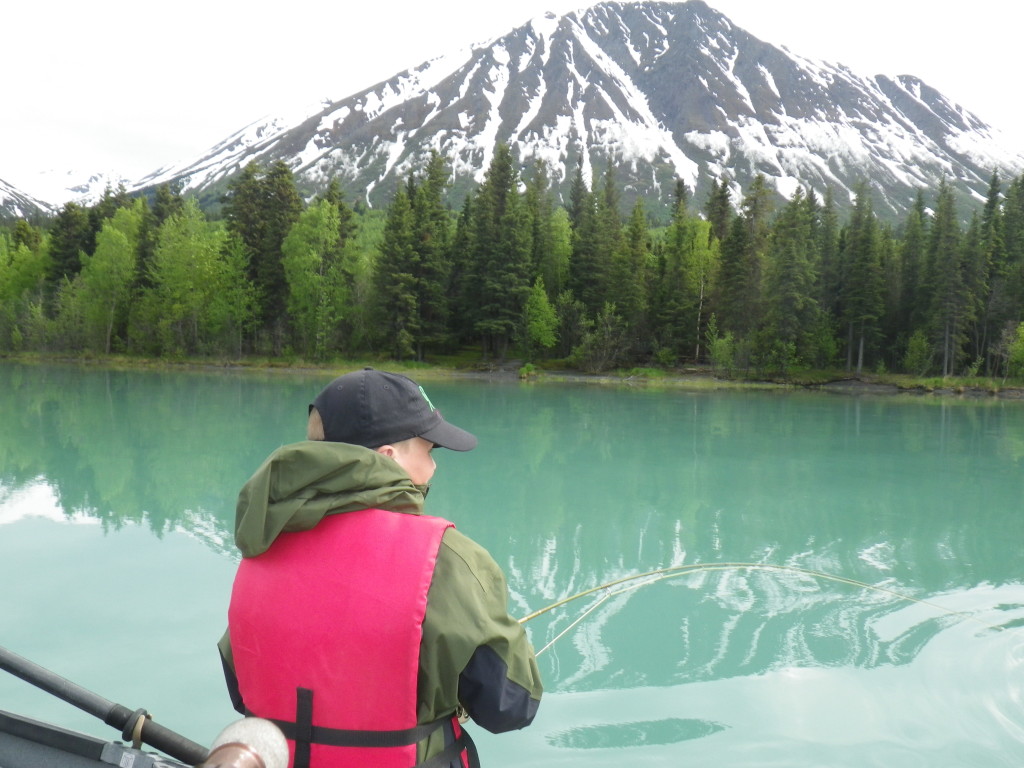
7,1,1023,221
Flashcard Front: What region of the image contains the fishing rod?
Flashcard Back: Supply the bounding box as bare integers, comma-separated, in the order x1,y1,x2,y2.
519,562,1003,655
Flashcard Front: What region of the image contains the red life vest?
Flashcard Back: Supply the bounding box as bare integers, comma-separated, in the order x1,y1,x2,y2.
228,508,461,768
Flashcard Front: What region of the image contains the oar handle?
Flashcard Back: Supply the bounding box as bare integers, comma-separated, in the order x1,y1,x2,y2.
0,645,209,766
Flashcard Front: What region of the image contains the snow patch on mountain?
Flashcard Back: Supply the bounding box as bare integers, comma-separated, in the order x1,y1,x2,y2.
105,0,1024,222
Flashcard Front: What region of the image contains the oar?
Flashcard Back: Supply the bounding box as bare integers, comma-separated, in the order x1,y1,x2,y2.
0,644,209,766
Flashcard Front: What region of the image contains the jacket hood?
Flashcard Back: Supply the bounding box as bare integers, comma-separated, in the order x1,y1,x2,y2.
235,441,424,557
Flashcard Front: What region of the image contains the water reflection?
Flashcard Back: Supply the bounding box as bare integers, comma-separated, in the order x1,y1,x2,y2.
3,363,1024,762
0,362,317,551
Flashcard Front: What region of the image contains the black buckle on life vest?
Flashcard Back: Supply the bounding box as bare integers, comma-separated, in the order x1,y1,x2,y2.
416,723,480,768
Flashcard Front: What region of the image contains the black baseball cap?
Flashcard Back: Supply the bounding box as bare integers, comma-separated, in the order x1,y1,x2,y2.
310,368,477,451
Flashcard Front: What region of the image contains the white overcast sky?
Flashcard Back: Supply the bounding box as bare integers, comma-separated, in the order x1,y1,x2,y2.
3,0,1022,199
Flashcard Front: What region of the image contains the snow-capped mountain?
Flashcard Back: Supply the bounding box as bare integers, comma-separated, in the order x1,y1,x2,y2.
0,178,54,222
9,0,1024,223
134,0,1023,220
0,168,134,222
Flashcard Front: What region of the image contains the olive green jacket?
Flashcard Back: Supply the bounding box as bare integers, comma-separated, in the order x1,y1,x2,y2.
218,441,542,759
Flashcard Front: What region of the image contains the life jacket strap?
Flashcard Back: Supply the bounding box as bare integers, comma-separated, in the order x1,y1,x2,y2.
248,687,476,767
416,721,481,768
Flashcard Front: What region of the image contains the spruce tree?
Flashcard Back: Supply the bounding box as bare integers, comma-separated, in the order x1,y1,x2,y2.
448,194,477,343
839,184,884,373
409,152,453,357
898,192,928,336
469,144,531,359
258,161,304,338
222,161,303,349
704,176,732,244
764,188,819,363
608,199,651,358
46,201,92,298
976,172,1008,371
374,185,418,359
925,179,968,376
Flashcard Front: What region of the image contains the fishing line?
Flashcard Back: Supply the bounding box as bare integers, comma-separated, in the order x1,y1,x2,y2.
520,562,1004,655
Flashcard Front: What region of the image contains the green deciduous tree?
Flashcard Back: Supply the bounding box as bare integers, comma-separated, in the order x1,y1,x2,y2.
282,199,348,358
140,200,255,356
0,233,48,350
77,201,144,353
522,277,558,360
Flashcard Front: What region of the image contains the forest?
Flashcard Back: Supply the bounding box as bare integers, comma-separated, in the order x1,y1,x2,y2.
3,145,1024,380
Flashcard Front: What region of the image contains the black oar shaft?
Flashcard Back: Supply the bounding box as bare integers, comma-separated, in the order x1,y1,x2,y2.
0,645,115,720
0,645,209,766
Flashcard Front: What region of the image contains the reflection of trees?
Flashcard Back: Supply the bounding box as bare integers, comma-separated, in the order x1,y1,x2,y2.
3,369,1021,690
0,363,318,544
436,384,1024,691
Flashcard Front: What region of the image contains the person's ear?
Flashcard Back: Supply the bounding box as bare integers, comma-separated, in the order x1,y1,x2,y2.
375,444,397,459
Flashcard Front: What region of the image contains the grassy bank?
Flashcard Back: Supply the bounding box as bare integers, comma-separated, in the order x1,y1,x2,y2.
5,351,1024,398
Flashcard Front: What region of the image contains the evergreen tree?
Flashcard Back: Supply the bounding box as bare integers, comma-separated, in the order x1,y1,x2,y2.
715,213,753,336
608,199,651,359
409,152,454,357
817,187,840,317
876,222,901,369
11,220,43,252
525,160,570,296
222,161,303,349
469,144,532,359
568,154,590,230
567,185,600,314
46,201,92,298
926,179,969,376
87,185,132,249
764,188,819,363
839,184,884,373
704,176,732,244
717,174,773,341
448,194,477,343
898,191,929,336
374,185,418,359
976,172,1009,372
259,161,304,339
570,163,622,317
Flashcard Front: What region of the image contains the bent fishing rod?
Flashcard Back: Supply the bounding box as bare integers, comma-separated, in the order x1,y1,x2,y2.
518,561,1004,655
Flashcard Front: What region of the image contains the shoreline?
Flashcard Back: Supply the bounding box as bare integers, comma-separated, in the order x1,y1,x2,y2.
4,353,1024,400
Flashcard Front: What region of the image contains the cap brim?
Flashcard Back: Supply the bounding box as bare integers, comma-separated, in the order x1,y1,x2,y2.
420,420,477,451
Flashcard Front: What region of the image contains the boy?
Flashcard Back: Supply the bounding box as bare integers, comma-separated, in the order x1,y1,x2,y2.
219,368,542,768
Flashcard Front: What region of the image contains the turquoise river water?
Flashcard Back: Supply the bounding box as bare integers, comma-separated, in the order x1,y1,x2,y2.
1,362,1023,766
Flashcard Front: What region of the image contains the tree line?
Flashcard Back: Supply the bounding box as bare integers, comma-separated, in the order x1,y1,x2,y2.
3,146,1024,379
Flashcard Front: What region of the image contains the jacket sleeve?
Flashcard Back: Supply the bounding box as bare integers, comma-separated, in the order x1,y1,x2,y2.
419,528,543,733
